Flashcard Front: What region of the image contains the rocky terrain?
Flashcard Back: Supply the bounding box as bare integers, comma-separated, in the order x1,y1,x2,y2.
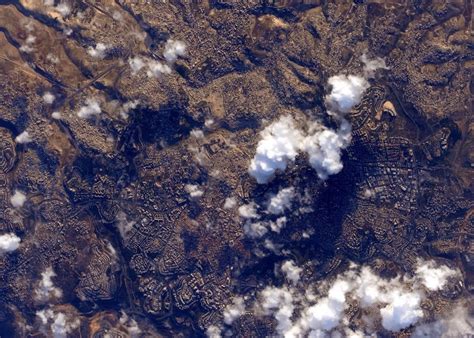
0,1,472,337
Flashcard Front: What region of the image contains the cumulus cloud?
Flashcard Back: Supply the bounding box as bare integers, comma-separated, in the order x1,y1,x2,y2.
185,184,204,198
266,187,295,215
243,221,268,238
54,2,71,17
238,203,259,219
249,116,304,184
11,190,27,208
415,259,460,291
260,286,295,335
325,75,369,114
163,39,186,63
361,53,388,78
77,98,101,119
52,112,62,120
43,92,55,104
35,267,63,302
115,211,135,240
281,260,302,285
379,290,423,332
224,297,245,325
0,233,21,254
87,43,108,59
119,311,142,338
206,325,222,338
223,197,237,209
36,309,80,338
15,131,32,144
129,57,146,74
146,60,172,77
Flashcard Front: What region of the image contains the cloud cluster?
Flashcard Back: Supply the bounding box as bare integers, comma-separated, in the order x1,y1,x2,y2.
77,98,101,119
0,233,21,254
119,311,142,338
244,259,461,337
115,211,135,240
35,267,63,303
11,190,27,208
36,308,80,338
249,55,387,183
129,39,186,77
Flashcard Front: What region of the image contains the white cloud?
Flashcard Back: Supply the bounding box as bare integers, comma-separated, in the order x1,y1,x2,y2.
15,131,32,144
115,211,135,240
325,75,369,114
35,267,63,302
119,311,142,338
249,116,304,184
281,260,302,285
146,60,172,77
36,309,80,338
43,92,55,104
361,53,388,78
190,129,205,138
415,259,460,291
224,297,245,325
238,203,259,219
185,184,204,198
11,190,27,208
206,325,222,338
267,187,295,215
412,303,473,338
52,112,62,120
118,100,139,119
163,39,186,63
55,2,71,17
260,286,295,335
87,43,108,59
77,98,101,119
223,197,237,209
301,120,351,179
243,221,268,238
0,233,21,254
379,290,423,332
129,57,146,74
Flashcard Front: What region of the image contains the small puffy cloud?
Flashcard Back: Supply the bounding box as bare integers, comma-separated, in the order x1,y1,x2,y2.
268,216,287,233
43,92,55,104
163,39,186,63
249,116,304,184
11,190,27,208
54,2,71,17
118,100,139,119
129,57,146,74
15,131,32,144
223,197,237,209
77,98,101,119
281,260,302,285
51,112,62,120
35,267,63,302
0,233,21,254
361,53,388,78
116,211,135,240
146,60,172,77
87,43,108,59
224,297,245,325
266,187,295,215
301,120,351,179
185,184,204,198
325,75,369,114
415,259,460,291
36,309,80,338
206,325,222,338
243,221,268,238
190,129,205,138
238,203,259,219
